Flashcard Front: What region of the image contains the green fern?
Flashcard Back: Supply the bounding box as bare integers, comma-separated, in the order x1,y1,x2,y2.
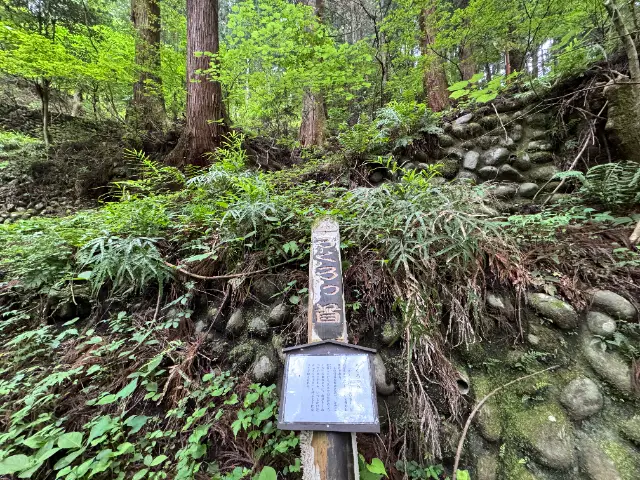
112,149,186,199
582,162,640,209
76,236,172,295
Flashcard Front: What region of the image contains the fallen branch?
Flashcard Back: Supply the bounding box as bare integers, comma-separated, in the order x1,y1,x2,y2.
492,103,509,142
165,256,301,281
451,365,559,480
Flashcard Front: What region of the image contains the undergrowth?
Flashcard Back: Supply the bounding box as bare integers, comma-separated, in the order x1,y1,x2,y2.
1,133,639,478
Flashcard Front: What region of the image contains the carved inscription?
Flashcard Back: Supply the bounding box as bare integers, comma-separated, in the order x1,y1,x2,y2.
309,220,346,341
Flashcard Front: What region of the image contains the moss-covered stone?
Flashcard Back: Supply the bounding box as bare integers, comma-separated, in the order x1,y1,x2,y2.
439,158,460,180
601,439,640,480
604,81,640,164
472,375,502,442
620,416,640,446
501,448,538,480
229,341,258,371
509,402,574,470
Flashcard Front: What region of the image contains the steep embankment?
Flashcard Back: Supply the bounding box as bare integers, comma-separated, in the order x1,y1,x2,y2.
0,84,639,480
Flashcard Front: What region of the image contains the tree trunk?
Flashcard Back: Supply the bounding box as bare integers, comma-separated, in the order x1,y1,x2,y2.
130,0,166,131
35,78,51,148
299,0,326,148
531,46,539,78
71,91,83,117
605,0,640,81
166,0,226,166
419,6,449,112
459,44,475,81
485,63,493,81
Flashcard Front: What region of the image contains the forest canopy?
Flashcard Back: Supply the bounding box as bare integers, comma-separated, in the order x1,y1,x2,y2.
0,0,627,156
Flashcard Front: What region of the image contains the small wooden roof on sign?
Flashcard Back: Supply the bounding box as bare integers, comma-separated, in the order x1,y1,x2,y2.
282,339,376,354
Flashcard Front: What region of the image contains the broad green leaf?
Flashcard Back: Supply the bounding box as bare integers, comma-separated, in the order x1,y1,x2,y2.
124,415,149,434
76,271,92,280
0,454,32,474
57,432,83,449
366,458,387,476
116,378,138,399
447,80,469,91
244,391,260,407
53,447,86,470
95,394,117,405
257,466,277,480
470,72,485,83
150,455,167,466
88,416,114,443
23,436,43,449
449,89,470,100
36,447,61,462
475,93,498,103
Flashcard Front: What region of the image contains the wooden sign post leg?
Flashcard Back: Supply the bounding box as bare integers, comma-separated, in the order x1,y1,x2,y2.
301,218,358,480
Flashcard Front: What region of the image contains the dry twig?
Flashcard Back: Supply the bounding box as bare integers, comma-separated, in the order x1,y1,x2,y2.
451,365,559,480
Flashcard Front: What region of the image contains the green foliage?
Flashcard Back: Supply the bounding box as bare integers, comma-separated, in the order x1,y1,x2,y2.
213,0,373,138
339,102,441,155
374,101,442,150
0,130,41,153
112,149,187,199
576,161,640,209
359,455,387,479
338,115,380,155
395,460,470,480
0,299,298,480
448,72,520,104
76,236,172,295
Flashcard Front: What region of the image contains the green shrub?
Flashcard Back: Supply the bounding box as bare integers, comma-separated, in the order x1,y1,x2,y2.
76,236,172,295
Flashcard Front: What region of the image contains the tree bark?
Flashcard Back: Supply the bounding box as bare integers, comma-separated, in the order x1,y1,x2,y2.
166,0,227,166
35,78,51,148
299,0,326,148
531,46,539,78
459,44,475,81
506,49,524,75
130,0,166,131
71,90,84,117
419,6,449,112
604,0,640,81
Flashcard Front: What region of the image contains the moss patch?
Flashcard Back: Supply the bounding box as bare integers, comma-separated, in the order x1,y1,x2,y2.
601,439,640,480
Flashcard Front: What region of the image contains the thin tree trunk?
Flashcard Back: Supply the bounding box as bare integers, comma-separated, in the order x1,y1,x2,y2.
460,44,475,80
130,0,166,130
299,0,326,148
166,0,226,166
605,0,640,80
71,91,83,117
35,78,51,148
532,46,539,78
419,6,449,112
485,63,492,81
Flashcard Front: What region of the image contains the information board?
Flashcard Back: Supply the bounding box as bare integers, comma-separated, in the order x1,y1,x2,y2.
278,350,379,432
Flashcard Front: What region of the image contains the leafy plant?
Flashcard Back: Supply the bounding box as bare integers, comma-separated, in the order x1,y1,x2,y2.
554,162,640,209
374,101,442,150
112,149,187,200
76,236,172,295
448,72,520,103
359,455,387,479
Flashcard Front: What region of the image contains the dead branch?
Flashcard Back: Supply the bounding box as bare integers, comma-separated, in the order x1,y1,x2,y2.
165,257,301,281
451,365,559,480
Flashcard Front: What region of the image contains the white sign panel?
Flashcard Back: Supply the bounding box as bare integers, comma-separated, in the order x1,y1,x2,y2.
281,354,376,427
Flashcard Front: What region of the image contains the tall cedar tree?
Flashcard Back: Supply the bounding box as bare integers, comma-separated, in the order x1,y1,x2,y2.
299,0,326,148
166,0,226,166
130,0,166,130
419,5,449,112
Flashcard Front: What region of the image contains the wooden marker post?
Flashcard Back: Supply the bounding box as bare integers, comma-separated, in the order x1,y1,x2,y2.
300,218,357,480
